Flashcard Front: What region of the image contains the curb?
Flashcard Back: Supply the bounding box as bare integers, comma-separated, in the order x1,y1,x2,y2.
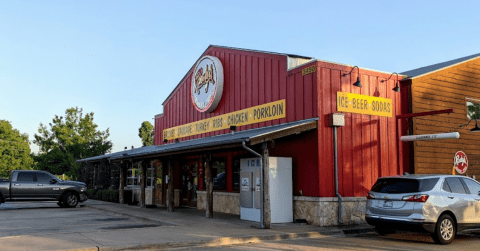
66,230,346,251
65,226,374,251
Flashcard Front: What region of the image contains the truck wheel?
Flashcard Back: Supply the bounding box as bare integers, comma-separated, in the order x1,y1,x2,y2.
63,192,79,208
432,214,455,245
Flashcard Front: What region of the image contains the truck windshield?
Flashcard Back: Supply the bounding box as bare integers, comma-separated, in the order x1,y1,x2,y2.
371,178,439,194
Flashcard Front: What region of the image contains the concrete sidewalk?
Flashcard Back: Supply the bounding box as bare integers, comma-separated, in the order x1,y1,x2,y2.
72,200,373,251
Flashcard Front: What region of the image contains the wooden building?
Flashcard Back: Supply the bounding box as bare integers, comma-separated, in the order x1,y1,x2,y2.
400,53,480,177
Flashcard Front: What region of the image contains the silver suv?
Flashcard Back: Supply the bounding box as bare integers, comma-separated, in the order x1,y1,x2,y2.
365,174,480,244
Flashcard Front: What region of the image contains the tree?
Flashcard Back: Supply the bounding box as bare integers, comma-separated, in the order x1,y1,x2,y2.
138,121,154,146
0,120,33,178
33,107,112,179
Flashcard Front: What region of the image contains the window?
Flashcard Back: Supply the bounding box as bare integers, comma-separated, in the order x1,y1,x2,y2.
442,180,452,192
127,162,140,187
127,162,155,187
212,160,226,190
370,178,439,193
462,178,480,195
445,178,467,194
17,172,34,182
37,172,54,183
233,159,240,190
466,99,480,120
146,164,155,188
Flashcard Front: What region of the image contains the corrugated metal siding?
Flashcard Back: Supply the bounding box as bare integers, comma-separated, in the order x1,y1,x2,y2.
314,61,403,197
154,46,403,198
410,58,480,177
155,46,317,145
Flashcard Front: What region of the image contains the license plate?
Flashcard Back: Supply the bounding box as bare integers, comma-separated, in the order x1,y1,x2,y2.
383,201,393,207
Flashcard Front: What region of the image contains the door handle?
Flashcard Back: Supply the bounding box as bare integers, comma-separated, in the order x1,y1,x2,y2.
14,184,20,186
448,196,455,199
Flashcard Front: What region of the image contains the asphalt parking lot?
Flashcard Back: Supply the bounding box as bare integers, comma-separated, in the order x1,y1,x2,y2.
0,201,179,250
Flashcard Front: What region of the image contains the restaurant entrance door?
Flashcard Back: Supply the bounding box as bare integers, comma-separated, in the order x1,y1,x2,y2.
180,161,198,207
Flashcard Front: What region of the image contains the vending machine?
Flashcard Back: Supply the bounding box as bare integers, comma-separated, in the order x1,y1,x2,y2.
240,157,293,223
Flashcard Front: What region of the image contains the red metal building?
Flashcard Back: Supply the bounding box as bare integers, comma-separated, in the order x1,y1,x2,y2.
78,45,405,226
155,45,403,198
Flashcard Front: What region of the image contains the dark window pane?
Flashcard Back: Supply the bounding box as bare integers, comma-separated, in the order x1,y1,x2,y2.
445,178,467,194
463,179,480,195
17,173,34,182
213,160,226,190
233,159,240,189
419,178,439,192
371,178,420,193
443,181,452,192
371,178,439,194
37,173,53,182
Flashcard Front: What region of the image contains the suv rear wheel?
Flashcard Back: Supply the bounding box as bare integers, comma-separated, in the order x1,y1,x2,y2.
63,192,79,208
432,214,455,245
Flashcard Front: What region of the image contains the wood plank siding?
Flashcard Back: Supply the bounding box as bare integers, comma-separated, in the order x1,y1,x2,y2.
407,57,480,176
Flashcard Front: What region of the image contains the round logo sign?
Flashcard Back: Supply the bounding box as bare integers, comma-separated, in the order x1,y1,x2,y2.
191,56,224,113
454,151,468,174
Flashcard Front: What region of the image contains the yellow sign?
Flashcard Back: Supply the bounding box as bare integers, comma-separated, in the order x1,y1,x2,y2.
302,65,316,76
163,100,286,140
336,92,392,117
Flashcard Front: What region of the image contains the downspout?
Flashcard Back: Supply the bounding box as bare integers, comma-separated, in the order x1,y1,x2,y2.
334,127,343,224
242,140,265,229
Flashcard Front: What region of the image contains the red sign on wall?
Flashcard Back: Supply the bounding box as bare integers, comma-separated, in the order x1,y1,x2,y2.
454,151,468,174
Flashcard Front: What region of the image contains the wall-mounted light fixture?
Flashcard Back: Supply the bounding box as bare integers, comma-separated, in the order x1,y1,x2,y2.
461,119,480,132
342,66,361,88
163,139,168,143
380,72,401,93
230,125,237,132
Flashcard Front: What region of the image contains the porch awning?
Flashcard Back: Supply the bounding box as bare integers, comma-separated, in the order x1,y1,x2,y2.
76,117,318,163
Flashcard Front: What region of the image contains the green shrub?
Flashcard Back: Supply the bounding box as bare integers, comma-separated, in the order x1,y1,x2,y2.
86,189,119,203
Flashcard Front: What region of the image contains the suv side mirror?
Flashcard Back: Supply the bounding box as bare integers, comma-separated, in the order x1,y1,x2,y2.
50,179,57,184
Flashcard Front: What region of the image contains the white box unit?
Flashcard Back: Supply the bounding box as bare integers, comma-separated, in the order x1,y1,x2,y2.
240,157,293,224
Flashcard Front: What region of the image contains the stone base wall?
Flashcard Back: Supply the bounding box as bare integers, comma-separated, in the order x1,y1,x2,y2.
293,196,366,226
124,187,156,205
197,191,240,215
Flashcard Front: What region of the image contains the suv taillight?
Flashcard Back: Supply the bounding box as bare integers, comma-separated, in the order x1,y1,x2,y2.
402,194,429,202
367,193,375,199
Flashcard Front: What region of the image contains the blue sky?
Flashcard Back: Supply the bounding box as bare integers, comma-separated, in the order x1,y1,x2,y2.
1,0,479,154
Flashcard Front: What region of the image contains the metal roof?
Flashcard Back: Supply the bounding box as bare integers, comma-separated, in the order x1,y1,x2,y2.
401,53,480,79
76,118,318,163
75,145,156,163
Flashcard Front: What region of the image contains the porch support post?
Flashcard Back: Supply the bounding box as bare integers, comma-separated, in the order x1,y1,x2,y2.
226,152,233,192
119,161,126,204
167,157,174,212
205,154,213,218
152,160,156,206
140,160,146,208
262,142,271,229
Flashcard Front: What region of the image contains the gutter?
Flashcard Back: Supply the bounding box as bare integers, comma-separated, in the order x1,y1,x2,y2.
333,127,343,224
